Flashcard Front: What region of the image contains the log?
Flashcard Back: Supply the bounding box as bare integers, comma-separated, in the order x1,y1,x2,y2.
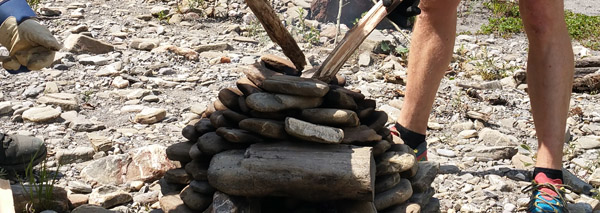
244,0,306,73
0,179,15,213
313,0,403,82
208,142,375,201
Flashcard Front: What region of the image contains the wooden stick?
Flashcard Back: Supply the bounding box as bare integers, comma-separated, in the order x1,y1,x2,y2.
244,0,306,73
313,0,402,82
0,179,15,213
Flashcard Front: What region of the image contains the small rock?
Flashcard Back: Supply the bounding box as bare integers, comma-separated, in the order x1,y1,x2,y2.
71,205,112,213
133,191,159,205
89,185,132,209
301,108,360,127
458,129,478,139
0,101,14,115
511,153,534,170
189,180,216,194
410,161,440,193
589,169,600,187
467,146,518,161
88,133,113,152
376,145,416,175
68,181,93,194
56,147,95,164
134,108,166,124
479,128,517,145
194,43,231,53
180,185,212,211
164,168,191,185
166,142,194,163
64,34,114,54
22,106,61,123
142,95,159,102
285,117,344,144
150,6,169,16
375,173,401,193
125,145,178,183
130,38,160,51
574,136,600,149
487,174,511,192
246,93,323,112
436,148,456,158
111,76,129,88
44,82,59,93
197,132,245,156
358,52,372,67
342,125,382,144
160,194,194,213
68,194,89,209
79,55,111,66
216,127,264,143
82,154,129,185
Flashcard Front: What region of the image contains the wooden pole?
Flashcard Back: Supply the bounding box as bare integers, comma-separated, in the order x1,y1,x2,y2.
313,0,403,82
244,0,306,74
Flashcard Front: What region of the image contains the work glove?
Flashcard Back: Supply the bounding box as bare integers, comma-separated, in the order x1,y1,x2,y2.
0,0,61,74
383,0,421,28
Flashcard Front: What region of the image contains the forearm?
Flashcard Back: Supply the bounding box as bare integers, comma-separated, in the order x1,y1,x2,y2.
0,0,36,23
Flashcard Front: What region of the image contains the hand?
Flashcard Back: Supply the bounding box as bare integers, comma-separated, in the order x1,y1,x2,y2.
0,17,61,72
383,0,421,28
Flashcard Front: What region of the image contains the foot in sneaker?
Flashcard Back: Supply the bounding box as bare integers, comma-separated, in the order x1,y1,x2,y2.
0,132,47,172
523,172,569,213
389,123,428,161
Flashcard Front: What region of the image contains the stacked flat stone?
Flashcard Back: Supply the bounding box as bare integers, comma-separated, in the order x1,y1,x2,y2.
162,55,440,213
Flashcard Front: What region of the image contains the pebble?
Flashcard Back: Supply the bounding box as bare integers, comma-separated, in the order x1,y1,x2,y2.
436,149,457,158
22,106,61,122
134,108,166,124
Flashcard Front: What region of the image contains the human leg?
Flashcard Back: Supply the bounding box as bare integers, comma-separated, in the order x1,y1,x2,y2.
520,0,574,212
392,0,461,160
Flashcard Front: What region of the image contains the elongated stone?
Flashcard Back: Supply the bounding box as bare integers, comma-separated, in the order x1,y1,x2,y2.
410,162,440,192
372,140,392,157
236,76,263,96
376,147,416,176
216,127,264,143
322,88,358,110
375,173,401,193
374,179,413,211
210,111,235,128
246,93,323,112
365,111,388,132
180,185,212,211
182,125,200,143
285,117,344,144
342,125,382,144
261,75,329,97
194,118,215,136
197,132,246,156
218,88,243,111
301,108,360,127
166,142,193,163
239,118,287,139
222,110,248,124
208,142,375,201
261,54,299,75
241,63,281,87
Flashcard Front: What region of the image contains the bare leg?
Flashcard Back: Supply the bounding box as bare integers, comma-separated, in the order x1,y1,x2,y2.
397,0,461,134
520,0,574,170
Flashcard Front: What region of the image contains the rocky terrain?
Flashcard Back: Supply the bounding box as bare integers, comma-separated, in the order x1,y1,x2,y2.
1,0,600,212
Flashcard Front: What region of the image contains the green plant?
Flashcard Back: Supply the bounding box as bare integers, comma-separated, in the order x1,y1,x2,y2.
17,145,62,212
479,0,600,50
0,167,7,179
27,0,41,11
291,8,320,46
156,11,169,22
353,11,369,26
474,47,515,80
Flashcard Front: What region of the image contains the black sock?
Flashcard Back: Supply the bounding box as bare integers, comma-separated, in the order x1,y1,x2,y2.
533,167,563,181
394,123,426,149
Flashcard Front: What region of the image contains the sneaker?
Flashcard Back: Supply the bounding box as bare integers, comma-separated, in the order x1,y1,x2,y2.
389,124,428,161
0,133,47,171
523,173,569,213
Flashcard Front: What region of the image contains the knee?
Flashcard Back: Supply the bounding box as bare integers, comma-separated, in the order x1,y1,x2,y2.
418,0,461,13
520,1,566,39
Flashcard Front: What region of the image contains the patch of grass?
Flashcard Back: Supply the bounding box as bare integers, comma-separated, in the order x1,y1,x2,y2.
27,0,41,11
17,145,62,212
156,11,169,22
474,47,516,80
479,0,600,50
0,167,7,179
565,11,600,50
294,8,320,46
